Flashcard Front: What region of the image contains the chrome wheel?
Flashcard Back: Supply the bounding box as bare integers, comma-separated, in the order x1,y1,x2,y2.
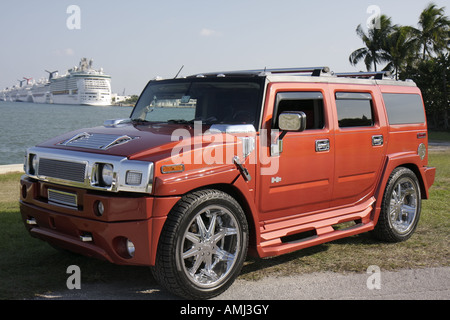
388,177,419,235
181,205,241,288
152,189,248,299
373,167,422,243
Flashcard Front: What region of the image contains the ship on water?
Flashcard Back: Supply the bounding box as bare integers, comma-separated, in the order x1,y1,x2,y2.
0,58,112,106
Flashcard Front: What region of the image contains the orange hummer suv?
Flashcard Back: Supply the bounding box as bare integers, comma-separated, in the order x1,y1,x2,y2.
20,67,436,299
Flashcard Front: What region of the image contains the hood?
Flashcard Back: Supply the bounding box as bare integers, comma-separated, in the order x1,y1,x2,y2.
37,122,193,161
36,121,254,162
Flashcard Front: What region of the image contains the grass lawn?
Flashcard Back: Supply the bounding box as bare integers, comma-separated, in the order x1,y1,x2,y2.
0,148,449,299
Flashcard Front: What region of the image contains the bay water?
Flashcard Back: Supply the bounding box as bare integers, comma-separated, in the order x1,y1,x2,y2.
0,101,132,165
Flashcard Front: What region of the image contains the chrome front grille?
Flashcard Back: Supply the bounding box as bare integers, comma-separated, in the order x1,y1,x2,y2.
48,189,78,208
39,158,86,182
26,147,154,194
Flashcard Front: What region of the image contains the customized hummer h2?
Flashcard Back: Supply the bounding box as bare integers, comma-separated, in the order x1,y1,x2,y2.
20,67,436,299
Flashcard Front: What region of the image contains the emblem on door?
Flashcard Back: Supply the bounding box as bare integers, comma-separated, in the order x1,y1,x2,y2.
271,177,282,183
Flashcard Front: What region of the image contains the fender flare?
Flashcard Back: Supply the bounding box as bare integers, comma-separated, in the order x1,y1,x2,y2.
372,152,435,224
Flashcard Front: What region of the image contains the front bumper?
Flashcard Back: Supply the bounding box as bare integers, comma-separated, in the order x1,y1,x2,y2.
20,176,180,266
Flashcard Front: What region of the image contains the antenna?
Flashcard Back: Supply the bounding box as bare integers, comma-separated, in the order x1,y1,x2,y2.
174,65,184,79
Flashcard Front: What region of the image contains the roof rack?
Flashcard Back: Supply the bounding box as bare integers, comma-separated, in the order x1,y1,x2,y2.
335,71,392,80
189,67,330,78
258,67,330,76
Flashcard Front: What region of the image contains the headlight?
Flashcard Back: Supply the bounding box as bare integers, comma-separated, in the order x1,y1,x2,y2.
100,164,114,187
28,154,38,175
126,171,142,185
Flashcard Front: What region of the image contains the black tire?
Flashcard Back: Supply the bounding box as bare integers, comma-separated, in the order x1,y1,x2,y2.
373,167,421,242
152,189,249,299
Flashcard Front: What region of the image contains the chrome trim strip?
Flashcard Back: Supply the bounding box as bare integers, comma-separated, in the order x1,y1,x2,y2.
25,147,154,194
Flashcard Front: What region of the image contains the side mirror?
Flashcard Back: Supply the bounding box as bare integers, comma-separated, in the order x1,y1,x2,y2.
104,118,131,127
271,111,307,157
278,111,306,132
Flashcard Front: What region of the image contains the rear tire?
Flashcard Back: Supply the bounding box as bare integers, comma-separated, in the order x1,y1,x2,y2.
373,167,421,242
152,189,248,299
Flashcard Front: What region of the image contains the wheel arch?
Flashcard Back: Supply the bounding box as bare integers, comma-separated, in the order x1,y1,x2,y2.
373,154,429,225
177,181,259,255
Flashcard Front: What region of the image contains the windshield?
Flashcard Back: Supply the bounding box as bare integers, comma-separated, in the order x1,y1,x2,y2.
130,78,264,127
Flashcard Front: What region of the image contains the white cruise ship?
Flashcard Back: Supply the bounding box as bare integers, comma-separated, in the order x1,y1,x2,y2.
0,58,112,106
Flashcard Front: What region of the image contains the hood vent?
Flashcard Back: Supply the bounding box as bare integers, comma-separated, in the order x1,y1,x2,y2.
59,132,138,150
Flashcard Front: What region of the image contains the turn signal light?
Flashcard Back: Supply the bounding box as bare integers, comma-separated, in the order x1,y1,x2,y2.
161,164,185,174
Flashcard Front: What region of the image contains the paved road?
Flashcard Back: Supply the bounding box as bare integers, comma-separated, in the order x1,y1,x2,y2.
34,267,449,300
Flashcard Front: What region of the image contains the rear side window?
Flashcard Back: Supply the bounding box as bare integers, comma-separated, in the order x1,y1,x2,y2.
335,92,374,127
382,93,425,125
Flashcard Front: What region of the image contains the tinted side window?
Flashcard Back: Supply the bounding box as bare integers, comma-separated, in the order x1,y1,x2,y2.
382,93,425,124
274,92,324,130
335,92,373,127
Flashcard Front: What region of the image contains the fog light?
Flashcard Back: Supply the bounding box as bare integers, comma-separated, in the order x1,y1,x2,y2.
95,201,104,216
126,239,135,257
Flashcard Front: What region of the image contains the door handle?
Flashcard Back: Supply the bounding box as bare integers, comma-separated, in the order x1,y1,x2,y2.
315,139,330,152
372,135,384,146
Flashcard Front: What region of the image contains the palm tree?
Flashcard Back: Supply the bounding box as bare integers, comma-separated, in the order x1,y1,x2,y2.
383,26,418,79
414,3,450,58
349,15,394,71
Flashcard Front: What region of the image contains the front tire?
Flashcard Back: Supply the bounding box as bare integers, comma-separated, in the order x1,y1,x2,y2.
152,189,249,299
373,167,421,242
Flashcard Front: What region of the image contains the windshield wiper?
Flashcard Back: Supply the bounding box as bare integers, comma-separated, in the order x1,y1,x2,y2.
167,119,194,124
131,119,151,124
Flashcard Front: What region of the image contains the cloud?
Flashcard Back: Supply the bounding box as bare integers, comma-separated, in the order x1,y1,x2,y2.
199,28,217,37
53,48,75,56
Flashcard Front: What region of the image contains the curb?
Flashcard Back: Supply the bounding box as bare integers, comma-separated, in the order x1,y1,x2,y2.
0,164,23,174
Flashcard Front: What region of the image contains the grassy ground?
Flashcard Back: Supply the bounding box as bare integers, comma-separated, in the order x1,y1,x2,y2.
1,147,449,299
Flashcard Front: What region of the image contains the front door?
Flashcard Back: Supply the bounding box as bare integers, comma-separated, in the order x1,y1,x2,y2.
258,84,334,218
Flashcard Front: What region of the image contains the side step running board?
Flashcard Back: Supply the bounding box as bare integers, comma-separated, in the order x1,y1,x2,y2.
257,197,376,258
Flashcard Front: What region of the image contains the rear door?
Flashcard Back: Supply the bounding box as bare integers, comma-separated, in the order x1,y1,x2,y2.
330,84,387,207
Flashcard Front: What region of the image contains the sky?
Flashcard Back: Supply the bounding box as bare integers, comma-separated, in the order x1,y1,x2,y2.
0,0,448,95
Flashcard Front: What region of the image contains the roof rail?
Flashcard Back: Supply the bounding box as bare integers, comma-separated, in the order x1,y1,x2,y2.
261,67,330,76
189,67,330,78
335,71,392,80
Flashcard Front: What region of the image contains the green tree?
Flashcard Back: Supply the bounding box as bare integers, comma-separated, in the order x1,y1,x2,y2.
349,15,394,71
383,26,418,79
413,3,450,58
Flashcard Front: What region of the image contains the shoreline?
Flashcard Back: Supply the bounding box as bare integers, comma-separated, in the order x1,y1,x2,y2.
0,164,23,174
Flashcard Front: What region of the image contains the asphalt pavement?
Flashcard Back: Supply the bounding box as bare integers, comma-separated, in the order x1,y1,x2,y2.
33,267,449,300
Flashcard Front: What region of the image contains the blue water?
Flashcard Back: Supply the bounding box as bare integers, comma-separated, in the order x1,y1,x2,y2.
0,101,133,165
